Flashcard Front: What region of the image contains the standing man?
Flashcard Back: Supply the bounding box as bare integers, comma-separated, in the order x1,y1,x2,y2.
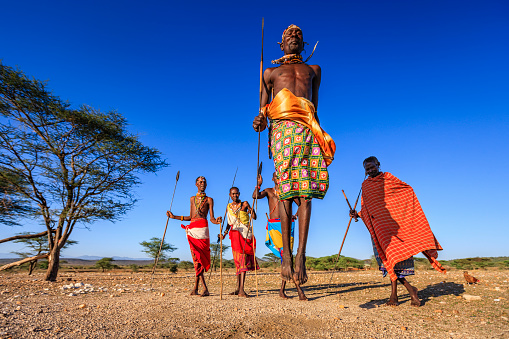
252,24,336,300
350,156,446,307
167,176,222,297
220,187,258,298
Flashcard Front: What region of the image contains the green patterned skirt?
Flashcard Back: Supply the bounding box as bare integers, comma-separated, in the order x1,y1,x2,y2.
270,120,329,200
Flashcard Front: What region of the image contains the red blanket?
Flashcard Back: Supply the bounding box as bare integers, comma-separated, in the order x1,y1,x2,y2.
360,172,445,281
181,218,210,276
229,229,256,255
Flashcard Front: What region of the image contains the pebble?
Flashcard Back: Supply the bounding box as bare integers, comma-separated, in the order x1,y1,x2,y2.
78,304,86,309
463,294,481,301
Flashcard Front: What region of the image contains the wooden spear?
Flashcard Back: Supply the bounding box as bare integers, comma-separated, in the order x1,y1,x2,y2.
326,187,362,292
215,167,238,300
151,171,180,284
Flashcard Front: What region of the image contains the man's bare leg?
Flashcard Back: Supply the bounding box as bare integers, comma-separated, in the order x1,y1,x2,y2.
279,280,288,299
198,272,209,297
398,277,421,307
190,276,200,296
238,271,249,298
386,280,398,306
294,198,311,286
279,200,294,282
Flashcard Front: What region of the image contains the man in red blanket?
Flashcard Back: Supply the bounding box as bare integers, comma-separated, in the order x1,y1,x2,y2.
350,156,446,307
167,176,222,297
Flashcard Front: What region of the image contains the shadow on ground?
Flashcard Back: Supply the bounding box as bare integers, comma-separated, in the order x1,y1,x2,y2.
358,281,465,308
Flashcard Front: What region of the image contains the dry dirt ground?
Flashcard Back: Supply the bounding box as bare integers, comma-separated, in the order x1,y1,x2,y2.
1,269,508,338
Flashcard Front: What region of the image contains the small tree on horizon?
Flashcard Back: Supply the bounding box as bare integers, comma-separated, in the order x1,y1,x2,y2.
139,237,177,265
95,257,115,272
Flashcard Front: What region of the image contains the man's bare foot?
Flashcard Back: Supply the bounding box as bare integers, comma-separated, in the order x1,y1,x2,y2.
385,295,398,306
279,290,289,299
281,255,294,281
409,286,421,307
229,291,239,295
295,284,308,301
293,252,308,285
199,290,210,297
190,290,199,296
238,291,250,298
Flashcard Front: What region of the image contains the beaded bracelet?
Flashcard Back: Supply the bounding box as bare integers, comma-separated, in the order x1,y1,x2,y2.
180,216,183,221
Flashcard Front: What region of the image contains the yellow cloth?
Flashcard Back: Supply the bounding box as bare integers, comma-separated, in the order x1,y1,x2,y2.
262,88,336,166
239,210,249,225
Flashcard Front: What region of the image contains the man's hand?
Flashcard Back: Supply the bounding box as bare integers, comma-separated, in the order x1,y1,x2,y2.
257,174,263,188
349,209,359,222
214,216,223,225
166,211,174,219
253,114,267,132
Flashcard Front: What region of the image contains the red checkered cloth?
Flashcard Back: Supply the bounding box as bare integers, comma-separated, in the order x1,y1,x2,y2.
360,172,446,281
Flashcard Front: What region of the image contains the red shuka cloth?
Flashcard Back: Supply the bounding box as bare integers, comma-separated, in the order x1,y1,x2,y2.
229,229,256,256
181,218,210,276
360,172,446,281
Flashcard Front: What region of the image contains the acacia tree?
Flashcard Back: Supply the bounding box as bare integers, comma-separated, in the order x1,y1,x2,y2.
139,237,177,265
0,64,167,281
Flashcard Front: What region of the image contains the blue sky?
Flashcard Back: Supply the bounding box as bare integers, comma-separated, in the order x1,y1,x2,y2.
1,0,508,262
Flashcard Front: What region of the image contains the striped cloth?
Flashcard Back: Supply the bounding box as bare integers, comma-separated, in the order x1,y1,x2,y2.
181,218,210,276
360,172,446,281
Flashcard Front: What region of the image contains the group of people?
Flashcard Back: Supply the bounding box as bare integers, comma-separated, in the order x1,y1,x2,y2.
166,24,445,306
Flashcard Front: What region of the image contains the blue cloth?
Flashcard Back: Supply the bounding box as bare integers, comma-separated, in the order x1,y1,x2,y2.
265,218,295,262
371,237,414,278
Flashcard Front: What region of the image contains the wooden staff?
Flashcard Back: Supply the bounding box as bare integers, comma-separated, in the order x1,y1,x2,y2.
214,167,238,300
151,171,180,284
326,186,362,292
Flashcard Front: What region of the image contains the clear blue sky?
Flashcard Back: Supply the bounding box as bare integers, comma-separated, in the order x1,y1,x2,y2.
1,0,508,261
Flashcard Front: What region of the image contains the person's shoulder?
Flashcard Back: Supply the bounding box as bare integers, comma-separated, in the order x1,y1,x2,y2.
308,64,321,74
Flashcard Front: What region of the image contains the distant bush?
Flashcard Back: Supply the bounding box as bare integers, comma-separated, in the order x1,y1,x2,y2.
178,261,194,270
168,264,178,273
130,264,139,272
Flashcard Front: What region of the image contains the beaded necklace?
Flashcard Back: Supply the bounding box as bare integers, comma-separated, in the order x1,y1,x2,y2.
194,193,207,213
271,54,303,65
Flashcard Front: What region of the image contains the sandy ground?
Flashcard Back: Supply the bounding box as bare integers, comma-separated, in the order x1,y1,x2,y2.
1,269,508,338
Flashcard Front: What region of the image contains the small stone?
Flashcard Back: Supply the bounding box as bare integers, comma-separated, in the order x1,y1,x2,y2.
78,304,86,309
494,299,500,302
15,301,21,305
452,310,459,314
400,326,407,331
160,293,165,297
434,310,443,313
67,293,76,297
64,308,68,312
501,316,508,321
462,294,481,301
109,294,114,298
339,305,345,309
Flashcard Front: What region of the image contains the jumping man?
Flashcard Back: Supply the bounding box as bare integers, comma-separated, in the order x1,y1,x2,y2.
253,24,336,300
167,176,222,297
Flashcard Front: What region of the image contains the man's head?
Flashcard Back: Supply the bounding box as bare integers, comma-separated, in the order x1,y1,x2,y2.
363,156,381,178
229,187,240,202
279,24,304,55
195,176,207,192
272,172,278,185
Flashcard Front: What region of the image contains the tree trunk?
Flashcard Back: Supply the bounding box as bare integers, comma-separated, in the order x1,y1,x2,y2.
45,246,60,281
28,260,37,275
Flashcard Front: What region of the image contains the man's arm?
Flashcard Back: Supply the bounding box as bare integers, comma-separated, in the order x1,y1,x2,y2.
252,174,268,199
166,197,192,221
310,65,321,124
245,201,256,221
208,197,222,225
253,68,274,132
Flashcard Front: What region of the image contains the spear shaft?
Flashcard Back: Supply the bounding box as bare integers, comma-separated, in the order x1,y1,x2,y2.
151,171,180,283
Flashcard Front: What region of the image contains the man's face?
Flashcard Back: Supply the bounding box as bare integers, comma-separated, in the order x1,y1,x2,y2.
281,28,304,55
272,172,278,185
229,188,240,202
196,178,207,192
363,161,380,178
